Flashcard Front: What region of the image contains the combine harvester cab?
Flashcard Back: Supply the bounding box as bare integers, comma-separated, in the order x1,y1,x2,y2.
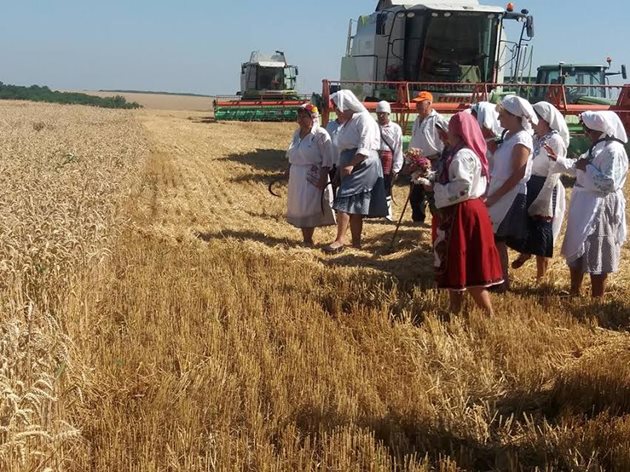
319,0,535,128
214,51,309,121
318,0,630,143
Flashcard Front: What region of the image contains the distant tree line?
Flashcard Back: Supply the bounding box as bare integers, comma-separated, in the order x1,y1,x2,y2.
0,82,142,109
101,89,211,97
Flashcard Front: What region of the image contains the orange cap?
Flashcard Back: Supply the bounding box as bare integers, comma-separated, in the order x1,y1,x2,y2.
412,91,433,103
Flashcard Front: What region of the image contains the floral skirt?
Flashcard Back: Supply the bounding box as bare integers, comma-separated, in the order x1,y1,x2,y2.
434,198,504,291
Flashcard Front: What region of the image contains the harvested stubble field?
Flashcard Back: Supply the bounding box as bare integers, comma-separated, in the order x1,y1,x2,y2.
1,102,629,471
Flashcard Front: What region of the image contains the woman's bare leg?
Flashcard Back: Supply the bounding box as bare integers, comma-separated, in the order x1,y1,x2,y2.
590,273,608,297
468,287,494,316
536,256,549,281
330,212,349,247
349,214,363,248
569,266,585,296
301,227,315,245
496,241,509,291
449,291,464,314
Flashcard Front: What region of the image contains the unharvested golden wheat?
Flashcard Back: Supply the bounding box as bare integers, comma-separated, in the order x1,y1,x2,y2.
0,101,147,471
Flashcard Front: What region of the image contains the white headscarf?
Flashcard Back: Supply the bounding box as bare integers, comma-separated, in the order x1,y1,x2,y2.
533,101,570,147
376,100,391,114
331,90,368,114
580,110,628,143
472,101,503,137
499,95,538,132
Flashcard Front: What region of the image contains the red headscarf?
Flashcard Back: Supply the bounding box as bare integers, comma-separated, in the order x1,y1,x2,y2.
448,111,489,178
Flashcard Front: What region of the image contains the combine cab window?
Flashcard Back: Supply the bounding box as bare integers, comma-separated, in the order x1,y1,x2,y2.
562,68,606,100
257,67,285,90
405,12,499,84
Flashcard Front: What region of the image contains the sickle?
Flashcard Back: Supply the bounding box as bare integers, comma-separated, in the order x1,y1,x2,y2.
268,178,284,197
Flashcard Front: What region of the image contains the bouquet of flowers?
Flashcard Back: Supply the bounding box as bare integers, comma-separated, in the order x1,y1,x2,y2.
405,148,435,185
405,148,439,216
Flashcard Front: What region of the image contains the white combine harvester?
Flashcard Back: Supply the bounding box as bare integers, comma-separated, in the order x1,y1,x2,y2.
335,0,534,101
214,51,308,121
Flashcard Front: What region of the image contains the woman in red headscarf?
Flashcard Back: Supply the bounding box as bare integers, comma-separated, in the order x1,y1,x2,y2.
423,111,504,314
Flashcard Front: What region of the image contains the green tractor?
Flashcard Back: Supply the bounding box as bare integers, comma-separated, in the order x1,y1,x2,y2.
517,60,629,156
529,59,627,105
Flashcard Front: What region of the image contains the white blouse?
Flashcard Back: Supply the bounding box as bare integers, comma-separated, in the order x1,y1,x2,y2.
531,132,566,177
487,129,533,230
555,139,628,194
489,130,533,194
434,148,487,209
336,111,380,156
379,121,404,173
324,120,342,167
287,126,334,168
409,110,444,157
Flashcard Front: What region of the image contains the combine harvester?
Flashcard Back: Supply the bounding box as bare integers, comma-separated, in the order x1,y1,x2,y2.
318,0,630,140
213,51,309,121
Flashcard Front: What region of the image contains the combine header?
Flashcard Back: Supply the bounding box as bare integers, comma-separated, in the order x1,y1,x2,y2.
213,51,309,121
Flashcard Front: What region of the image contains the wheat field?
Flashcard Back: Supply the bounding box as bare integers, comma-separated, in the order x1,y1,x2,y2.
1,102,629,471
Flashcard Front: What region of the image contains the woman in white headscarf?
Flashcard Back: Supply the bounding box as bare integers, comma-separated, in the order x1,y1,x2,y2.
555,110,628,297
485,95,537,290
510,101,569,280
470,101,504,171
323,90,388,253
285,103,336,246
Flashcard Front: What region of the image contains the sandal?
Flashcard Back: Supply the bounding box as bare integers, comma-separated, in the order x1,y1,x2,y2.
511,254,531,269
323,243,345,254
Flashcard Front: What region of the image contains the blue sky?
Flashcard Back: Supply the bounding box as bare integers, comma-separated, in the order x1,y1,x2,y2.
1,1,627,95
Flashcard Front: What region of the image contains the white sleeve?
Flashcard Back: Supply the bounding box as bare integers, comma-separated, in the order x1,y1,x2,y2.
582,144,627,193
316,130,334,169
552,157,577,177
433,151,477,209
356,113,376,157
392,124,404,173
286,131,298,161
428,117,445,156
514,131,534,153
409,118,421,149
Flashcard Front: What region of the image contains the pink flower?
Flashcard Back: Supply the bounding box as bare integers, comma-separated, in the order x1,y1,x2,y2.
405,148,431,176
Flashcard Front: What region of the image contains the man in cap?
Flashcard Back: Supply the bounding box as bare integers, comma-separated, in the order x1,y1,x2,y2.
376,100,404,221
408,91,444,223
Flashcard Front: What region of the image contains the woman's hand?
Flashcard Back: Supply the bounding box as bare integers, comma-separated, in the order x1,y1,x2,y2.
341,165,354,178
543,143,557,161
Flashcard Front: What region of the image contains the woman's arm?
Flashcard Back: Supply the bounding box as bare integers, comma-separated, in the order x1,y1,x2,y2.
581,145,626,193
433,152,476,209
486,143,529,206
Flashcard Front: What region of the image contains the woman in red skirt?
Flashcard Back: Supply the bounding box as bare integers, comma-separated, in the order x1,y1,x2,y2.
423,111,504,315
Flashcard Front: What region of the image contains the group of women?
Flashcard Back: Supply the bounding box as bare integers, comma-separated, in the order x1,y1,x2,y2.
285,91,388,252
284,89,629,314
